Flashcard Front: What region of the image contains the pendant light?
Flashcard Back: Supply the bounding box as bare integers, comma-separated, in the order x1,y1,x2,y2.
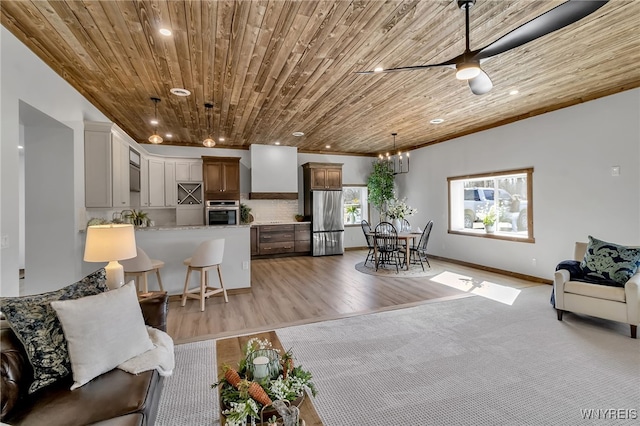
202,102,215,148
377,133,409,175
148,97,163,144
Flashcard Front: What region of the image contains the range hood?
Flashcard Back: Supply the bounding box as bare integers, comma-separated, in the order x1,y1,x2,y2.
249,144,298,200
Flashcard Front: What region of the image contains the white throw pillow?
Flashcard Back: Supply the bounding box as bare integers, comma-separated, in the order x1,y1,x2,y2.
51,281,154,390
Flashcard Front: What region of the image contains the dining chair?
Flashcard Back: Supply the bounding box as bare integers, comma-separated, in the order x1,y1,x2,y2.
401,218,411,233
361,220,375,266
121,246,165,293
408,221,434,271
373,221,402,273
182,238,228,312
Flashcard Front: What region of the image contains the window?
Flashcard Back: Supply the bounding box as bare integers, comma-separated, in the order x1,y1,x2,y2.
448,168,534,242
343,186,369,226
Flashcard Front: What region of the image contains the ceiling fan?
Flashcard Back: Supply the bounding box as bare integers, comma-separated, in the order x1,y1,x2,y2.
357,0,609,95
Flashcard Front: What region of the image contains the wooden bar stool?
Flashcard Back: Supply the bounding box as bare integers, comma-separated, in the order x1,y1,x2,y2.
121,246,165,293
181,239,228,312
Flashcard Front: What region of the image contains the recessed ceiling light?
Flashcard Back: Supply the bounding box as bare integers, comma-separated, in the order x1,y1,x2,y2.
292,131,304,137
274,141,281,145
159,28,172,36
430,118,445,124
219,137,225,142
374,67,384,73
170,88,191,97
509,89,519,95
150,119,159,125
325,145,331,149
165,133,172,138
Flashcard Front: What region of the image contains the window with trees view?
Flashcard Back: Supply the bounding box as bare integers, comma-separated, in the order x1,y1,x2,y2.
343,186,368,226
448,168,534,242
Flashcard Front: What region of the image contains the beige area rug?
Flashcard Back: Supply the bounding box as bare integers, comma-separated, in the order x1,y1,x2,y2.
354,260,442,278
157,285,639,425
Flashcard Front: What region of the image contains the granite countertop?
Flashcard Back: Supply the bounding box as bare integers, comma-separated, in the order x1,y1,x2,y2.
251,221,310,226
135,224,251,231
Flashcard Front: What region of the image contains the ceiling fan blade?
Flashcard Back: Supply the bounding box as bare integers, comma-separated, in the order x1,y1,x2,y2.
475,0,608,60
468,70,493,95
355,56,459,74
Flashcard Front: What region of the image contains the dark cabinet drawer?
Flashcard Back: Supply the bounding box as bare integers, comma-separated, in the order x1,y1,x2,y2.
259,232,295,243
259,241,295,254
260,224,294,233
294,224,311,241
294,240,311,253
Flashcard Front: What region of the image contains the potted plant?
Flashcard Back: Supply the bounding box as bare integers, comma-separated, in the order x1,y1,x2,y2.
367,161,395,217
240,203,253,224
483,206,497,233
345,205,359,224
294,214,304,222
124,209,150,227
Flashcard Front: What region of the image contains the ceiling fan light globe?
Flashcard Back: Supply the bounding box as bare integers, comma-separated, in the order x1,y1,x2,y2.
456,62,481,80
148,133,163,144
203,137,216,148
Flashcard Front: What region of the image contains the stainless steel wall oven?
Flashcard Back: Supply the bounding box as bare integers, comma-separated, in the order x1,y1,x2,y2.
205,200,239,225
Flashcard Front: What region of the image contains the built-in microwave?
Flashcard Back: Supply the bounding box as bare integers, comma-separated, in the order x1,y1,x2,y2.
205,200,239,225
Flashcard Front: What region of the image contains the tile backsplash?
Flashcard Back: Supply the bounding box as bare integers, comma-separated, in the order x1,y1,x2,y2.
241,195,299,223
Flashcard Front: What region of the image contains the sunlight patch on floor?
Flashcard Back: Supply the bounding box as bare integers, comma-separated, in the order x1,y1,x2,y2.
431,270,521,305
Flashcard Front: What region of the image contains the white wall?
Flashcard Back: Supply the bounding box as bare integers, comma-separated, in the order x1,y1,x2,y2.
1,27,109,296
400,89,640,280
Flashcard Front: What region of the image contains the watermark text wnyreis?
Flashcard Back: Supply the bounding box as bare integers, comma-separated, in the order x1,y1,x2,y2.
581,409,637,420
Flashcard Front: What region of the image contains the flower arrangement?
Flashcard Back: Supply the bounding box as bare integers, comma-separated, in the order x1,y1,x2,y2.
212,338,317,426
386,197,417,219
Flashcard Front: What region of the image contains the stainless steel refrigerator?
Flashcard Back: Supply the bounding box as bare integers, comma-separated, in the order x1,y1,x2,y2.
311,190,344,256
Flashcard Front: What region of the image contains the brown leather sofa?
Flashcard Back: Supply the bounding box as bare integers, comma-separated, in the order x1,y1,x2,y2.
1,293,169,426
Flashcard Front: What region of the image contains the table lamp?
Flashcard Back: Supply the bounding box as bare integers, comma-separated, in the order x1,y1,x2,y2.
84,224,137,290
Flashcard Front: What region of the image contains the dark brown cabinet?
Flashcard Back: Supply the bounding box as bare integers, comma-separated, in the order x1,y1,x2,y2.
202,156,240,200
251,223,311,257
250,226,259,256
258,224,295,255
294,223,311,253
303,162,343,190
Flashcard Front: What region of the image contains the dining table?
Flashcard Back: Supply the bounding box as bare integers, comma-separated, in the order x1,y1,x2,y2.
366,231,421,271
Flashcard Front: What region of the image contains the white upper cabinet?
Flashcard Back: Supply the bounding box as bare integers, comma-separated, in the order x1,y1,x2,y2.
111,133,130,207
84,122,129,208
164,160,177,207
140,154,149,207
147,158,166,207
175,159,203,182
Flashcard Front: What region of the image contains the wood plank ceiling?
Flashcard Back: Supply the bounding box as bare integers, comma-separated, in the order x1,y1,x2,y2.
2,1,639,156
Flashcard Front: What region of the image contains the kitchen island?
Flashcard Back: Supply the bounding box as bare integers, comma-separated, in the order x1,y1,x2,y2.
133,224,251,296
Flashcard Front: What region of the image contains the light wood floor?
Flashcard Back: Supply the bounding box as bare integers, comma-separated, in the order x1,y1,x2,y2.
167,249,543,344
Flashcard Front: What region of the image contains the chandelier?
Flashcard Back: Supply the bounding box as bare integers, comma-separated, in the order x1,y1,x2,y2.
202,102,215,148
378,132,409,175
148,97,163,144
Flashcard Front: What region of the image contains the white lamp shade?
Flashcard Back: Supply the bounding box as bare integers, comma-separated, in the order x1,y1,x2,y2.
84,224,137,262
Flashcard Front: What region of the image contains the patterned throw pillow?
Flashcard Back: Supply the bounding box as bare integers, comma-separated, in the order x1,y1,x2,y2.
0,269,108,393
580,236,640,286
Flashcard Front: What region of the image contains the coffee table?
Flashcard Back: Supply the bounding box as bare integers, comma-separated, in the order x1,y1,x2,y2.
216,330,323,426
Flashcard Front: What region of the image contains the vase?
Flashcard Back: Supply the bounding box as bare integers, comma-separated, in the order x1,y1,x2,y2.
484,223,495,233
393,219,402,231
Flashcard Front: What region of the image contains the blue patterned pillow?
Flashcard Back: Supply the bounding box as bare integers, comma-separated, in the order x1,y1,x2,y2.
0,269,108,393
580,236,640,286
